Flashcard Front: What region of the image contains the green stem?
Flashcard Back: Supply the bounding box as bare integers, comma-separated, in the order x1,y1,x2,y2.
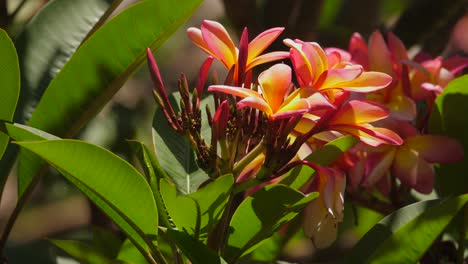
457,203,468,264
232,139,265,176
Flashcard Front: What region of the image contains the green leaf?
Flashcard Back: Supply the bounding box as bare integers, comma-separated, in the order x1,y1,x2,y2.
159,179,199,236
51,239,125,264
429,75,468,196
0,29,20,159
167,229,227,264
18,0,202,203
15,0,121,124
223,185,318,262
15,140,158,259
117,239,147,264
28,0,202,138
188,174,234,238
0,29,19,123
160,175,234,239
348,194,468,263
152,93,209,194
129,140,171,228
281,135,358,189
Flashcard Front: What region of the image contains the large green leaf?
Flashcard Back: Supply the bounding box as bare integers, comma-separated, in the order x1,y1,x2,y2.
152,93,210,194
18,0,202,200
348,194,468,263
15,140,158,260
28,0,202,137
0,29,20,159
223,185,318,262
281,135,358,190
15,0,121,124
429,75,468,196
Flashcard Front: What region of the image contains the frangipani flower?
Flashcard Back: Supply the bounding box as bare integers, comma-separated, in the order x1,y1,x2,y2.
303,165,346,249
209,64,334,120
187,20,289,73
283,38,392,95
349,31,417,121
348,134,464,194
294,100,403,147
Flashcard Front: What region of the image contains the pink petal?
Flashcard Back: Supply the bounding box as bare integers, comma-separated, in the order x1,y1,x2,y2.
442,55,468,75
349,32,369,69
284,88,335,111
201,20,237,68
187,28,216,58
387,95,417,121
208,85,263,99
248,27,284,62
330,124,402,146
258,64,292,113
369,31,395,75
237,96,272,116
404,135,464,163
334,71,392,92
246,51,290,71
393,147,435,194
330,100,390,125
318,66,363,89
284,39,314,86
387,32,409,62
363,148,396,186
303,42,329,83
325,48,351,62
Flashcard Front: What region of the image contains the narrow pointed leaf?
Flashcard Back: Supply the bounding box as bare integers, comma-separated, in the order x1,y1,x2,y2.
224,185,318,262
348,194,468,263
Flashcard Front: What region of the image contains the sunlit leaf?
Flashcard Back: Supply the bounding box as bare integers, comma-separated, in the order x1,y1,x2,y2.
223,185,318,262
15,140,158,259
17,0,202,201
15,0,121,124
348,194,468,263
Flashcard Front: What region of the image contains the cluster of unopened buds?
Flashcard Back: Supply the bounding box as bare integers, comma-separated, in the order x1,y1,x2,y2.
147,20,467,248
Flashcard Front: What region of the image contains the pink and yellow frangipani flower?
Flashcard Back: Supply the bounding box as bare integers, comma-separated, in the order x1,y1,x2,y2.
187,20,289,71
283,38,392,94
209,64,334,120
326,100,403,146
303,165,346,249
349,31,417,121
347,134,464,194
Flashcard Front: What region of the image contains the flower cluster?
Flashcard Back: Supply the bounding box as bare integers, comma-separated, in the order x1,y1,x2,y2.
147,20,466,249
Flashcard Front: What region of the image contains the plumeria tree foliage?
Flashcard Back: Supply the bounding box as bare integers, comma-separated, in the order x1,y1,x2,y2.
0,1,467,263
